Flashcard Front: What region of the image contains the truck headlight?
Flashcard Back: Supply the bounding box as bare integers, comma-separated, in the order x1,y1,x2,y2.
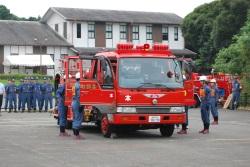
117,107,136,113
170,107,185,113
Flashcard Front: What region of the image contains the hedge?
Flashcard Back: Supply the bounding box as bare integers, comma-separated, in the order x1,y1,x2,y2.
0,73,53,80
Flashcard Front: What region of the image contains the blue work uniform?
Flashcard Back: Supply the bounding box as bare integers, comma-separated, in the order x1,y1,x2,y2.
8,83,17,111
72,81,83,130
210,86,219,120
33,82,41,110
4,83,10,110
44,83,54,111
39,83,46,111
22,82,32,111
200,84,211,129
29,82,34,109
17,82,24,111
232,80,240,110
56,83,67,127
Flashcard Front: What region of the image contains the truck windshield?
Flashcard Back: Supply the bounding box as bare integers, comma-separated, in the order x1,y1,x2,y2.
118,57,183,89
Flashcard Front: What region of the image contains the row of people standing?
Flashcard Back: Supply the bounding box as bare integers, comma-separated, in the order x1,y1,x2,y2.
4,77,54,112
198,76,220,134
56,73,84,139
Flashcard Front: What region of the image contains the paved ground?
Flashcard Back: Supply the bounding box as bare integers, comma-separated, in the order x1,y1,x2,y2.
0,109,250,167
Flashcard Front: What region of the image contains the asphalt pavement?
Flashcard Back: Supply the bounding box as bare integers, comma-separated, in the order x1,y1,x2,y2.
0,108,250,167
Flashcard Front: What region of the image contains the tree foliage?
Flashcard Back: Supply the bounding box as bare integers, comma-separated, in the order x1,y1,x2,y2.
214,13,250,93
182,0,250,72
0,5,40,21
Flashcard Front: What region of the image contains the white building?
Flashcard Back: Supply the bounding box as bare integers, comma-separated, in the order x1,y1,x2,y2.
0,20,73,75
41,7,196,57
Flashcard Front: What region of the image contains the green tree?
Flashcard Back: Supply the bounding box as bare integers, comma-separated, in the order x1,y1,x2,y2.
182,0,250,72
0,5,18,20
0,5,40,21
214,13,250,93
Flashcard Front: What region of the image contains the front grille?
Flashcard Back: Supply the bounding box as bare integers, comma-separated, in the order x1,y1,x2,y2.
136,107,170,114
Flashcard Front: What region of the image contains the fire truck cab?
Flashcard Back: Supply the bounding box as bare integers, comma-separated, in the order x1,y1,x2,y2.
58,43,195,138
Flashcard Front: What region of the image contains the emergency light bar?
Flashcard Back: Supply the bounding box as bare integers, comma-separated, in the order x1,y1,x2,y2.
153,43,169,51
116,43,172,55
117,43,134,50
136,43,150,50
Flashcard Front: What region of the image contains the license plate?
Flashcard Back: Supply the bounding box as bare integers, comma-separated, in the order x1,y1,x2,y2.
149,116,161,123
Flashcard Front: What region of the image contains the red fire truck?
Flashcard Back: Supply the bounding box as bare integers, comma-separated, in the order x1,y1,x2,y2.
55,43,195,138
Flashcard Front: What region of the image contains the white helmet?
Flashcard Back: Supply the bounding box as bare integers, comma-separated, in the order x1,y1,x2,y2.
75,72,80,79
199,75,208,81
210,79,216,83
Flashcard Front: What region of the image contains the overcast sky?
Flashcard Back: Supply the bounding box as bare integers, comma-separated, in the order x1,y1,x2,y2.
0,0,214,18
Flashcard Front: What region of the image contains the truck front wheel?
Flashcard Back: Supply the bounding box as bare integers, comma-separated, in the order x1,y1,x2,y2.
101,115,112,138
160,125,174,137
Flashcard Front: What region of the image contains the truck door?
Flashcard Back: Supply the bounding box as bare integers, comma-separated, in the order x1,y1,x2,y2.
79,56,116,106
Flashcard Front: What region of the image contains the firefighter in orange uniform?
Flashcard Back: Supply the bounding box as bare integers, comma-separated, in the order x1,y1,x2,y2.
199,76,211,134
210,79,219,125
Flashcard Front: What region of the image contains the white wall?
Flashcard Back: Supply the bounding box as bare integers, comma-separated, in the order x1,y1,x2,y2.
3,45,69,76
168,26,184,49
45,12,185,50
71,22,96,48
46,13,72,43
4,45,34,73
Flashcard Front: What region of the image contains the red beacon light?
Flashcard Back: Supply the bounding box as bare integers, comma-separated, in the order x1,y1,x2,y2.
153,43,169,51
117,43,134,50
136,43,151,50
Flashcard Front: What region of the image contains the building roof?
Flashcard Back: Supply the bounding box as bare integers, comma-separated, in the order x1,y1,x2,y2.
75,47,197,57
42,7,183,25
0,20,72,46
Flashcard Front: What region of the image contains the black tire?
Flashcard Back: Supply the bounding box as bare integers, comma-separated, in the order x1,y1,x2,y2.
160,125,174,137
101,115,112,138
66,121,72,129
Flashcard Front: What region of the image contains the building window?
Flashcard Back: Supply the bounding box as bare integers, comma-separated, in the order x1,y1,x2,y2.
162,26,169,41
63,22,67,39
132,25,139,40
105,23,113,39
174,27,179,41
146,25,152,40
55,24,58,32
120,24,127,40
88,23,95,39
33,46,47,54
77,23,81,38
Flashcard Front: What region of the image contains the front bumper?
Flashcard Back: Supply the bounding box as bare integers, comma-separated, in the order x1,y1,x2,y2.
108,113,186,125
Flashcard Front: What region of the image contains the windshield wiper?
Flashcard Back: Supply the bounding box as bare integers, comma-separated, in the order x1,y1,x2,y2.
137,82,174,90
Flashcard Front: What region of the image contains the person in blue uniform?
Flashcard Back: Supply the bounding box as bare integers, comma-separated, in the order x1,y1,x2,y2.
232,76,241,110
209,79,219,125
33,77,41,111
39,78,47,112
22,78,32,112
72,72,84,139
177,106,189,134
4,79,11,111
56,75,70,136
8,79,17,113
44,78,54,112
29,77,35,110
17,79,24,112
199,76,211,134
